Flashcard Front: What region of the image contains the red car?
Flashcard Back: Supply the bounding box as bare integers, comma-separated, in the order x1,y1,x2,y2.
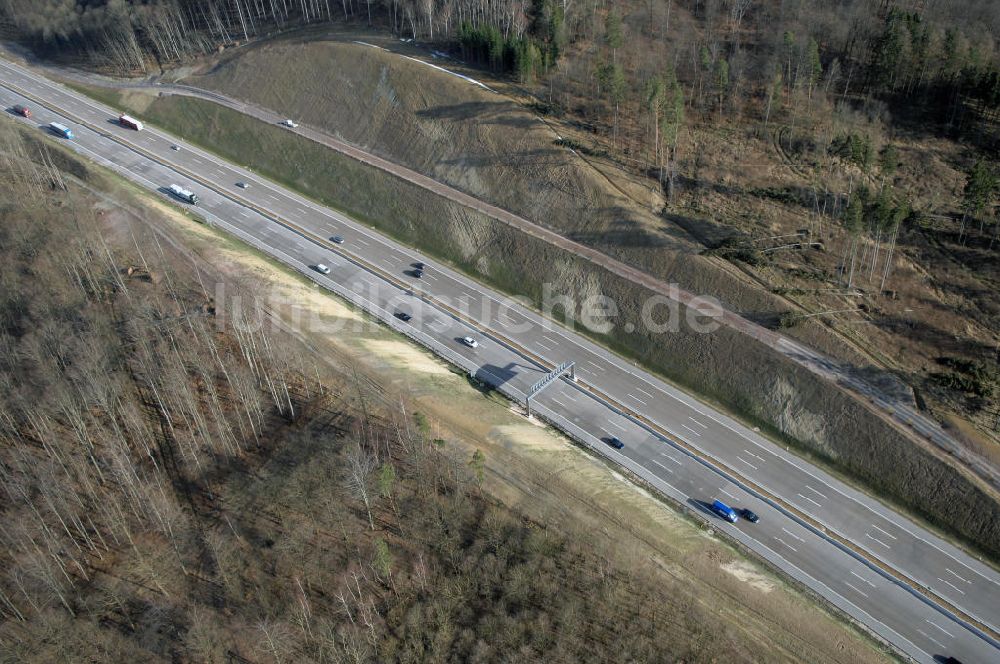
12,105,31,118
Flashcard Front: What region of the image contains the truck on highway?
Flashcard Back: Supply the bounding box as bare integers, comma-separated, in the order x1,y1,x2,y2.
168,184,199,205
118,114,143,131
48,122,74,139
711,499,739,523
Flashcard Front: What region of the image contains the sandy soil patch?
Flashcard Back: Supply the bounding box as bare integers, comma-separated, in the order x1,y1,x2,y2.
268,281,364,326
489,423,565,452
722,560,777,593
140,196,364,325
119,90,157,113
361,338,450,375
942,411,1000,469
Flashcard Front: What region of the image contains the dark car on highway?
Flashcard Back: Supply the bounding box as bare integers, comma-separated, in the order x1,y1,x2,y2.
395,311,412,322
741,508,760,523
412,261,425,270
606,437,624,450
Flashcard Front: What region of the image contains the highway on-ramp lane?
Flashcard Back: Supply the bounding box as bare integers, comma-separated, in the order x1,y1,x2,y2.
2,58,998,664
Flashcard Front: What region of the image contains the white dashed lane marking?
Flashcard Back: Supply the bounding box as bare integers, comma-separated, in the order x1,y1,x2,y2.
865,533,892,549
805,484,828,499
797,493,822,508
870,524,897,540
850,570,876,588
549,396,569,409
937,578,966,595
775,537,797,552
688,416,708,428
916,629,945,649
651,459,674,474
924,619,954,639
844,581,869,598
781,527,805,543
946,568,972,585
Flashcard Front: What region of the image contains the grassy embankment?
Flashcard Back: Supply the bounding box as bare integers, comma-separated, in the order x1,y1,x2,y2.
63,78,1000,562
0,117,892,663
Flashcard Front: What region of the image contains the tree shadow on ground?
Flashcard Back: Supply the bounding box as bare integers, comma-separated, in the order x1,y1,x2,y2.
566,210,696,251
416,101,537,130
779,342,919,405
871,315,998,361
660,211,739,249
472,361,526,391
436,147,572,171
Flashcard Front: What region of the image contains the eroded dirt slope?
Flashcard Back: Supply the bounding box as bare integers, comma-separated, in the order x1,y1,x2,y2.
198,42,665,237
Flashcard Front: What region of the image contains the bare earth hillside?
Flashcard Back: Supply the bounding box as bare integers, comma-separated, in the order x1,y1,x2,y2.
194,40,682,249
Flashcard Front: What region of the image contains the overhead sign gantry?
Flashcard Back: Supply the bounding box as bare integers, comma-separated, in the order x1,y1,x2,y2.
526,361,576,416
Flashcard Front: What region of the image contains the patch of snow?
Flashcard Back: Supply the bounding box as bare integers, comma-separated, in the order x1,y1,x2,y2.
353,41,385,50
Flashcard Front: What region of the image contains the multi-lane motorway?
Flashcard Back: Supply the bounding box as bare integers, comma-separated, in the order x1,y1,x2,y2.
2,58,998,663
